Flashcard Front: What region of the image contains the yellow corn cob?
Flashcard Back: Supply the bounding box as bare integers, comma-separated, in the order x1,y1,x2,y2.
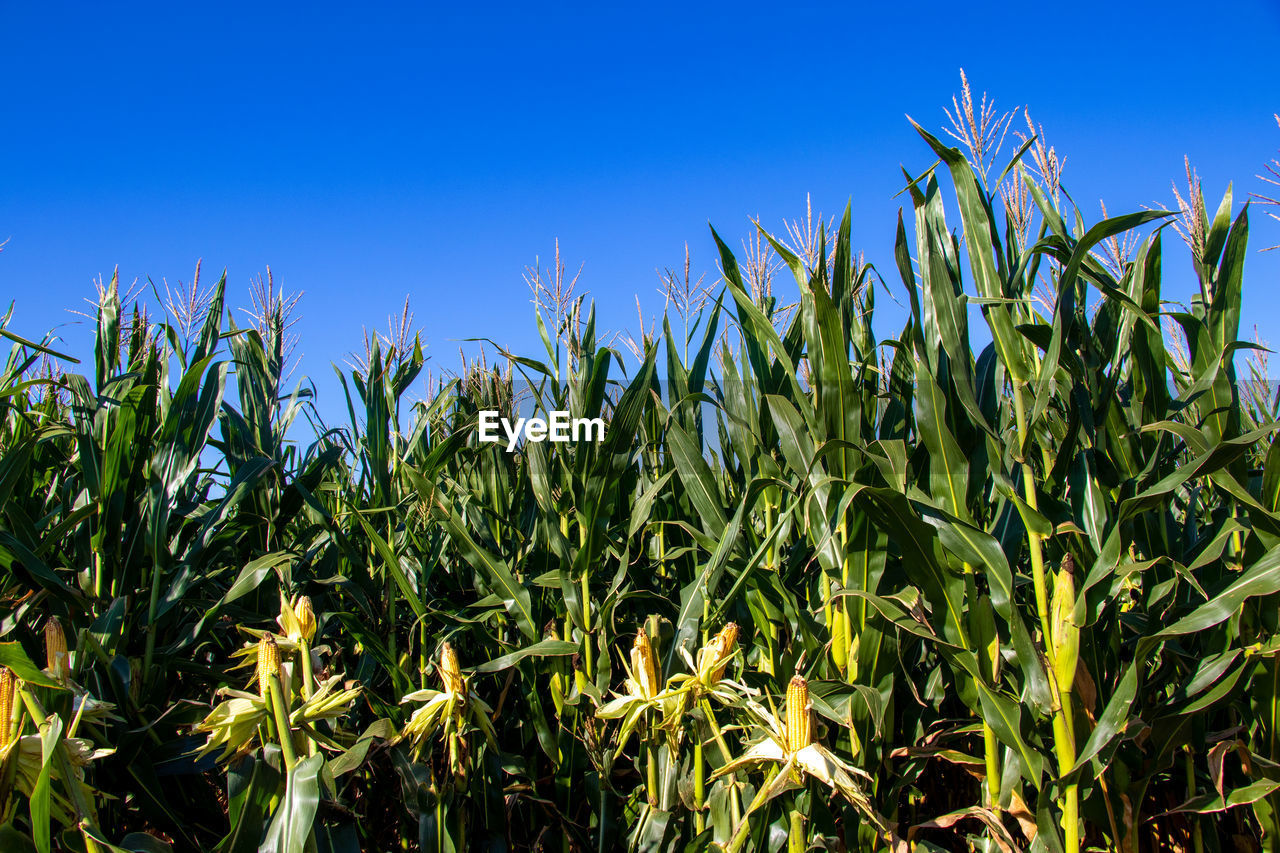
1051,554,1079,689
786,675,811,752
631,628,660,700
701,622,739,683
257,635,281,699
0,667,14,748
45,617,68,680
295,596,316,644
440,642,464,695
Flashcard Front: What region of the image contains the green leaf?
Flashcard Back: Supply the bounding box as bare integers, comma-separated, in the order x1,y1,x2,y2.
261,753,323,853
218,755,282,853
0,642,62,689
118,832,174,853
436,501,537,641
30,714,62,853
1072,661,1138,772
666,418,728,538
1155,545,1280,637
474,639,579,673
327,720,394,777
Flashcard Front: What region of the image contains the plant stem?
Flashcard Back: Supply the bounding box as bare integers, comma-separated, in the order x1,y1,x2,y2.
700,698,741,826
788,806,805,853
143,554,164,688
693,729,705,833
266,672,297,771
1013,383,1054,648
579,521,594,680
1014,380,1077,852
299,639,317,757
1186,747,1204,853
645,725,659,808
92,548,104,600
965,560,1001,815
838,515,853,677
983,720,1001,812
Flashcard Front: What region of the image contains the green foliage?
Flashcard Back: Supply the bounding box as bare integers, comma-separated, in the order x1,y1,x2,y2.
1,120,1278,853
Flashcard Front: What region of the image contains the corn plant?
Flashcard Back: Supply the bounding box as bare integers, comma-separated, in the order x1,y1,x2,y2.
1,103,1279,852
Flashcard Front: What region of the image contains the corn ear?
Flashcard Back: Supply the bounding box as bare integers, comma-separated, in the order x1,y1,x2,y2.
786,675,811,752
699,622,738,683
0,667,15,748
45,616,68,680
631,627,660,700
440,642,464,695
1051,554,1079,690
295,596,316,644
257,635,281,699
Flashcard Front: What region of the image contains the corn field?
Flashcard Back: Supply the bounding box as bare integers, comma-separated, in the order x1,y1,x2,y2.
2,116,1280,853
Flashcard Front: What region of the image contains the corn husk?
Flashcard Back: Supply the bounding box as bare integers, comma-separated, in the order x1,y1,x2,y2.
697,622,738,684
295,596,316,644
278,593,316,644
1051,554,1079,690
631,629,661,700
440,642,464,695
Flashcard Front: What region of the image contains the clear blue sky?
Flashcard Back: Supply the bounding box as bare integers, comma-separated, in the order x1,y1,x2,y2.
3,1,1278,423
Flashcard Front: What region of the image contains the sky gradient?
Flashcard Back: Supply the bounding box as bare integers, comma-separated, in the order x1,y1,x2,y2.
3,1,1278,422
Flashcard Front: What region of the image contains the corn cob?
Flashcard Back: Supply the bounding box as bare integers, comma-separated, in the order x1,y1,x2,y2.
258,635,281,699
699,622,739,683
0,667,15,748
631,628,660,700
440,642,464,695
295,596,316,644
786,675,811,752
1051,554,1079,689
45,616,68,680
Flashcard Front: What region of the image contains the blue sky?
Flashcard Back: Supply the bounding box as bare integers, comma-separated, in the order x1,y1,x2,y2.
3,1,1278,423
